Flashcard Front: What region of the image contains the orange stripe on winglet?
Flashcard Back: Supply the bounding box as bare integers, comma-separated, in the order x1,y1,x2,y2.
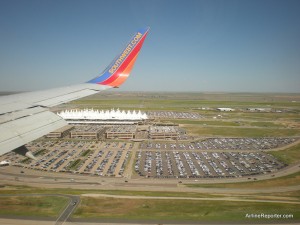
109,53,139,87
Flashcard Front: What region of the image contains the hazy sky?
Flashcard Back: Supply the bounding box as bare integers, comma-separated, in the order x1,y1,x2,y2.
0,0,299,93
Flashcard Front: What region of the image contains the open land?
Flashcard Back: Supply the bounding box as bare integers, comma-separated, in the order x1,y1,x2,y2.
1,92,300,224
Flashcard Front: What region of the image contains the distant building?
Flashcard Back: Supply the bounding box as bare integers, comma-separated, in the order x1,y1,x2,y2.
0,161,10,166
149,126,178,140
106,125,137,139
70,125,106,139
46,125,74,138
217,108,235,112
247,108,272,112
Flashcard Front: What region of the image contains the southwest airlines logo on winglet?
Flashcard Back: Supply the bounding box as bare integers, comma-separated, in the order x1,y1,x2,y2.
87,27,149,86
108,32,143,74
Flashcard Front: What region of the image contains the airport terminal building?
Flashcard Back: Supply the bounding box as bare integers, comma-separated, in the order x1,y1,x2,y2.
57,109,148,124
48,109,188,140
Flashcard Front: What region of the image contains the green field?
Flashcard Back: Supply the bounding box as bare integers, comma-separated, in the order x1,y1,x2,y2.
0,186,299,222
165,118,289,128
67,159,82,170
165,119,241,126
64,92,300,139
0,187,219,198
81,149,92,157
73,197,299,222
63,91,300,117
0,196,68,218
269,142,300,164
69,91,300,110
248,121,286,128
183,125,300,137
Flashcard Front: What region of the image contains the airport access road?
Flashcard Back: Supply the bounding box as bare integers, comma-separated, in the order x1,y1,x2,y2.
0,194,80,225
55,195,80,225
82,193,300,205
1,162,300,195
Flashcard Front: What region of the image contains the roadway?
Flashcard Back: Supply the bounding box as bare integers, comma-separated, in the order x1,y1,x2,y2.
1,162,300,194
55,195,80,225
0,194,79,225
0,193,299,225
0,161,300,224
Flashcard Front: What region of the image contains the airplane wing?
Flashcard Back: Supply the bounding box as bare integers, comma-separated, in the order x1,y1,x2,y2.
0,27,150,156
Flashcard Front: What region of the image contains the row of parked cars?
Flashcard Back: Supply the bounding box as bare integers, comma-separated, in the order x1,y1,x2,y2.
141,138,296,151
134,150,285,178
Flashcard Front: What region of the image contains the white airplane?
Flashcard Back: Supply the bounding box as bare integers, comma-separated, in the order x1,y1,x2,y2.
0,27,150,158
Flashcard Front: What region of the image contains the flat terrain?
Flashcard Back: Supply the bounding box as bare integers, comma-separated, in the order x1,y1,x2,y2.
74,196,299,222
57,91,300,138
0,196,68,218
1,92,300,224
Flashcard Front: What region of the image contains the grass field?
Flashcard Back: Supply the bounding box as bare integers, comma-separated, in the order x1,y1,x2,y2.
1,185,299,222
165,119,241,126
67,159,82,170
269,143,300,164
0,196,68,218
73,197,299,222
70,91,300,110
0,187,219,198
248,121,286,128
183,125,300,137
223,112,299,121
64,91,300,116
62,92,300,139
165,119,289,128
1,184,300,199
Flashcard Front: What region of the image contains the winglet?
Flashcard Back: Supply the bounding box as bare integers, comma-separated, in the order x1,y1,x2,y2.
87,27,150,87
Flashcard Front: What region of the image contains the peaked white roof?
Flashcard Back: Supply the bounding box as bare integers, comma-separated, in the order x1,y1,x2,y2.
58,108,148,121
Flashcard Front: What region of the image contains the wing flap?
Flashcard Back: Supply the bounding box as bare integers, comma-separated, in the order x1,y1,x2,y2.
36,88,100,107
0,107,47,124
0,102,32,115
0,83,109,114
0,111,67,155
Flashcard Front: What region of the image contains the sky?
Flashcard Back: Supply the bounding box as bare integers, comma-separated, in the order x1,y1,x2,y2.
0,0,299,93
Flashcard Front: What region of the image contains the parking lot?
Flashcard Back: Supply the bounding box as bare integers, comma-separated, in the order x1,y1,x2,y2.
0,137,296,180
134,150,285,178
140,137,297,151
146,111,201,119
4,141,134,177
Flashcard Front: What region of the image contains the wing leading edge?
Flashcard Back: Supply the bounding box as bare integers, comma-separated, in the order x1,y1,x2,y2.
0,27,150,157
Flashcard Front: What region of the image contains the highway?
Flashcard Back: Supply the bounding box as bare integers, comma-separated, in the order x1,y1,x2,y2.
81,193,300,205
1,162,300,195
55,195,80,225
0,194,80,225
0,193,299,225
0,163,300,225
